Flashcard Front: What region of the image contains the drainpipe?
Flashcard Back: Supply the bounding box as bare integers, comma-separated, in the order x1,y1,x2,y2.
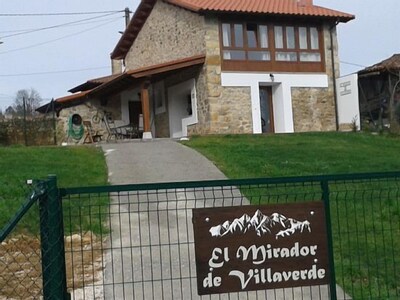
330,20,340,131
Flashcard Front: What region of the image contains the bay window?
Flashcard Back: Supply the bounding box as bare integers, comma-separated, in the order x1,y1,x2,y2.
221,21,324,72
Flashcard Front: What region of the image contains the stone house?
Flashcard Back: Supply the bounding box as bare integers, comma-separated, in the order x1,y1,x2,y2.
38,0,354,140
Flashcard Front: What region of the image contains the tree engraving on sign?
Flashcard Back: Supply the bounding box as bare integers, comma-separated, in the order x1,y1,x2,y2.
192,202,330,295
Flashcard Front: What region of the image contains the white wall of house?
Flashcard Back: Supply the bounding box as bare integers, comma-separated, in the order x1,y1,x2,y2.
221,72,329,133
167,79,198,138
121,88,140,124
336,74,360,130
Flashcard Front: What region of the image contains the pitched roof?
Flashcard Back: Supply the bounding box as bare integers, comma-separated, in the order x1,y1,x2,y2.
167,0,354,19
68,74,121,93
111,0,354,59
358,54,400,75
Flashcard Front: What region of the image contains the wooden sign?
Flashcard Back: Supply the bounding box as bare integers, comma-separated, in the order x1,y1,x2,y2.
192,202,330,295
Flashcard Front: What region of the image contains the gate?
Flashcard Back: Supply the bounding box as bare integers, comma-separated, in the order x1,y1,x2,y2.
1,172,399,299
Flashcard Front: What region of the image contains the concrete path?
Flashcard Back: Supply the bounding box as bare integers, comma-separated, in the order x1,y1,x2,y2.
75,139,350,300
101,139,226,184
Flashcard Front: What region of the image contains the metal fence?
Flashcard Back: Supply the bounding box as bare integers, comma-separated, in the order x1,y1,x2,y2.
0,172,399,299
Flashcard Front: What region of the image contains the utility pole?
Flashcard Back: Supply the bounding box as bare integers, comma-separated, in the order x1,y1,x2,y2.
124,7,131,28
23,96,28,146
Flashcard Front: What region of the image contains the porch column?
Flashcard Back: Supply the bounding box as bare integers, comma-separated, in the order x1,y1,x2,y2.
141,81,152,140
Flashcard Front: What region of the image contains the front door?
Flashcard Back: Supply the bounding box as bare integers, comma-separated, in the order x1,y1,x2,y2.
259,86,274,133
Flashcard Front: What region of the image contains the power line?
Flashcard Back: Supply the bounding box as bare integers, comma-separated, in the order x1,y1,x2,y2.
340,61,367,68
0,66,110,77
1,12,122,39
0,18,121,55
0,10,125,17
0,16,122,34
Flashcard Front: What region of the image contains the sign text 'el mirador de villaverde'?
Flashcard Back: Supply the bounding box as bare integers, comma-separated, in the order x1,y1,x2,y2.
192,202,330,295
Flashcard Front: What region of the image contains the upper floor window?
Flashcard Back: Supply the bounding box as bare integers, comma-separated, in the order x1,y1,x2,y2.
220,21,323,71
222,22,271,62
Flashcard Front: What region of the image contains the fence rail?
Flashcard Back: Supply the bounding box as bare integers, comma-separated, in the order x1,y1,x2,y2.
0,172,399,299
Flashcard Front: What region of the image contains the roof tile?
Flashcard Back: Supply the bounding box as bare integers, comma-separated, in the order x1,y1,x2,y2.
166,0,354,20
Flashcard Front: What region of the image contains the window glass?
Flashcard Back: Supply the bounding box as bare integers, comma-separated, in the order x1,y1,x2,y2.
246,23,258,48
286,26,295,49
222,23,231,47
259,25,268,48
299,27,308,49
300,52,321,62
274,26,283,49
224,50,246,60
234,24,244,47
310,27,319,49
276,52,297,61
248,51,271,61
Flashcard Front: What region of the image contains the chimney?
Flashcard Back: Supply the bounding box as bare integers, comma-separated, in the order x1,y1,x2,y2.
297,0,313,6
111,59,123,75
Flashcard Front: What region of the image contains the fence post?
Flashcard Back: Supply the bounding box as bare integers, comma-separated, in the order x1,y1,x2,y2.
39,175,69,299
321,180,337,300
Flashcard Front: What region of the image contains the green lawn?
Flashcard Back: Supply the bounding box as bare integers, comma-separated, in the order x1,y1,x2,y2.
183,132,400,177
0,145,108,235
184,132,400,299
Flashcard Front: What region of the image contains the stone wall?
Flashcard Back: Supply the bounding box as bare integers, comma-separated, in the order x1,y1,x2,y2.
291,25,339,132
187,67,211,135
154,111,169,138
292,87,336,132
203,16,253,134
125,0,206,70
57,95,122,143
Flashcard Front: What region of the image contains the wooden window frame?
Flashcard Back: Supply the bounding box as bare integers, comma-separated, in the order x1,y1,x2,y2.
220,20,325,73
221,22,271,62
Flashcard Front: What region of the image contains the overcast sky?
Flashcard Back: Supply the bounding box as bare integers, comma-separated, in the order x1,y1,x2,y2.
1,0,399,110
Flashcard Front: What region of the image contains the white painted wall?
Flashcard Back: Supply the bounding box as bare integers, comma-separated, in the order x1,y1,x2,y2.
167,79,197,138
121,88,140,124
221,72,329,133
336,74,360,130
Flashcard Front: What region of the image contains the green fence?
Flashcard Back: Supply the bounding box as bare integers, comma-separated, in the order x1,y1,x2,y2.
0,172,399,299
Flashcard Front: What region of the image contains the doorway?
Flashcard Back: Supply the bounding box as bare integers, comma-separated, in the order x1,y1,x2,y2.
128,101,142,126
168,79,197,138
259,86,274,133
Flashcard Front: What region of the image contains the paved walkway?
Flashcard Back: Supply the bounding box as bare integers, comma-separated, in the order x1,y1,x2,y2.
101,139,226,184
85,139,351,300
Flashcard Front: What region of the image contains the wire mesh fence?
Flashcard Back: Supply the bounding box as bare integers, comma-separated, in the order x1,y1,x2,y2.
0,182,44,299
0,173,399,299
61,173,400,300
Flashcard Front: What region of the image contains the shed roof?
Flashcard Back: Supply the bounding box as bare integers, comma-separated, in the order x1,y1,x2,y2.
69,74,121,93
111,0,354,59
358,54,400,75
37,54,205,113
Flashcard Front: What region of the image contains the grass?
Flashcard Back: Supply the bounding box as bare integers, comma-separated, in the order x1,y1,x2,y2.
183,132,400,299
183,132,400,177
0,145,108,235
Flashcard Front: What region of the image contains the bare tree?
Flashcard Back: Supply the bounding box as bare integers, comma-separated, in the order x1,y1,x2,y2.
12,88,42,117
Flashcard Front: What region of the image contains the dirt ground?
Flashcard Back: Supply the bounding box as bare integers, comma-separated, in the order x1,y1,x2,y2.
0,232,105,299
